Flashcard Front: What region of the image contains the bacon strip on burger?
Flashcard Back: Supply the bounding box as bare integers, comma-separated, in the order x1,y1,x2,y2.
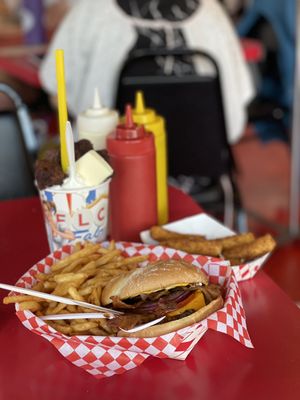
101,260,224,337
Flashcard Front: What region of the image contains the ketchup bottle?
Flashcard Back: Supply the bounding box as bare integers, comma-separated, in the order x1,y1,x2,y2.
107,105,157,241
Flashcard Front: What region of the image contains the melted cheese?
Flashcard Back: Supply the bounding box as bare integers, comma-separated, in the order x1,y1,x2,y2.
167,290,205,317
139,283,202,296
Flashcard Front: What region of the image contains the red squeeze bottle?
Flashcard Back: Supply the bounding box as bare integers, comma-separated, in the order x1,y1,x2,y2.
107,104,157,241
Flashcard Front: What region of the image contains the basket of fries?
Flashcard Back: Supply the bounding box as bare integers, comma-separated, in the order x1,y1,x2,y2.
5,241,253,379
141,214,277,282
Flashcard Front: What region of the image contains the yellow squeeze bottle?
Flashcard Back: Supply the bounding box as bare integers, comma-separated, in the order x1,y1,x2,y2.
132,91,168,224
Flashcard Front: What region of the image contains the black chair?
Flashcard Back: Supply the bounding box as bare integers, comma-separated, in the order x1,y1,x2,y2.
0,84,37,200
115,48,246,230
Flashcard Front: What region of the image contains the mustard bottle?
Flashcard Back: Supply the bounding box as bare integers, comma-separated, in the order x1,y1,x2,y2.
132,91,168,224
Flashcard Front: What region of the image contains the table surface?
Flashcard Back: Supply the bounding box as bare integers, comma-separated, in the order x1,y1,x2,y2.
0,189,299,400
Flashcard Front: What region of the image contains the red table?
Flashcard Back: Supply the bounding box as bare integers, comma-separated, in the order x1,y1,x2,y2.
0,190,300,400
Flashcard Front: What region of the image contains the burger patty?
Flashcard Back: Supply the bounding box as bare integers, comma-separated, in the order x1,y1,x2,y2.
111,285,201,316
105,283,222,334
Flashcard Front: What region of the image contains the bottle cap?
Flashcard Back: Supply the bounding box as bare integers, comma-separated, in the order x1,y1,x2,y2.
77,88,119,150
116,104,146,140
77,88,119,134
85,88,109,116
132,91,156,124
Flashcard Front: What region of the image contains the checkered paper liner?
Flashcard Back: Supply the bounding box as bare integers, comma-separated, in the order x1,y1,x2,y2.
232,254,269,281
14,242,253,379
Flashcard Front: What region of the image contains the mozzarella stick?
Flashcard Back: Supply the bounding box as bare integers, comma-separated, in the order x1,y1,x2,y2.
213,232,255,250
150,226,204,241
161,238,222,257
228,258,244,266
222,234,276,261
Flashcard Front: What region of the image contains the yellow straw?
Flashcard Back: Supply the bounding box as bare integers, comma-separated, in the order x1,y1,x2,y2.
55,49,68,173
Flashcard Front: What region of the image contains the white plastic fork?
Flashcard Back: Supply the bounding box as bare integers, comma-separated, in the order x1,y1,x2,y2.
118,316,166,333
41,312,166,333
1,283,165,332
0,283,123,317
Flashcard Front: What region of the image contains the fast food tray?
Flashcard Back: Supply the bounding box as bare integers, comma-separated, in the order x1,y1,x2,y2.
14,242,253,379
141,214,271,282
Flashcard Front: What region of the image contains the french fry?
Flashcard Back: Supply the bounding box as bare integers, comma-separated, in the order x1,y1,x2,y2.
88,287,101,306
18,301,42,312
60,258,90,274
51,280,85,297
107,240,116,250
80,261,96,273
73,242,82,252
45,302,66,315
89,327,107,336
71,321,98,332
3,295,44,304
95,249,121,267
70,319,87,325
51,243,100,272
78,286,94,296
53,272,87,284
31,282,46,292
49,322,72,335
68,287,85,302
36,272,52,281
52,319,69,326
118,255,148,266
43,281,57,291
48,301,57,309
66,305,78,313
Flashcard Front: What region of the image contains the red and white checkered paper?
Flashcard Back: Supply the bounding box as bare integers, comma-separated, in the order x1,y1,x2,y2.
232,254,270,282
14,242,253,379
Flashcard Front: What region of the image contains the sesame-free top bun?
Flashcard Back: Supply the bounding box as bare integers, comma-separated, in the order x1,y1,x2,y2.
101,259,209,306
118,296,224,338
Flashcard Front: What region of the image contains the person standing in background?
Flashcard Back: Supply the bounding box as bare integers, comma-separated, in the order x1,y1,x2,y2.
39,0,254,145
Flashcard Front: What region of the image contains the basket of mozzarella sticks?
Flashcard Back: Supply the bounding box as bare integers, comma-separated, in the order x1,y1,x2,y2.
141,214,277,282
3,240,253,379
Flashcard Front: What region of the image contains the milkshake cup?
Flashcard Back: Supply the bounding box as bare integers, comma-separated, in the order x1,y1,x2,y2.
38,179,110,252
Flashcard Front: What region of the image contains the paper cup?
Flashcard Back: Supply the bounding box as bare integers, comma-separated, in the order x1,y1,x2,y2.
38,179,110,252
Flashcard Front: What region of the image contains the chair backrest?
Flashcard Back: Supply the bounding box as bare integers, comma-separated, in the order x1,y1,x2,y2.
115,48,236,179
0,112,36,200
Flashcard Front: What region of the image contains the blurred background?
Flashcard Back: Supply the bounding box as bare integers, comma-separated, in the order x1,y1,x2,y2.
0,0,299,304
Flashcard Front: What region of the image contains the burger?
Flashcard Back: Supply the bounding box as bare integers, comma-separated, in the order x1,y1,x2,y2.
101,260,224,337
